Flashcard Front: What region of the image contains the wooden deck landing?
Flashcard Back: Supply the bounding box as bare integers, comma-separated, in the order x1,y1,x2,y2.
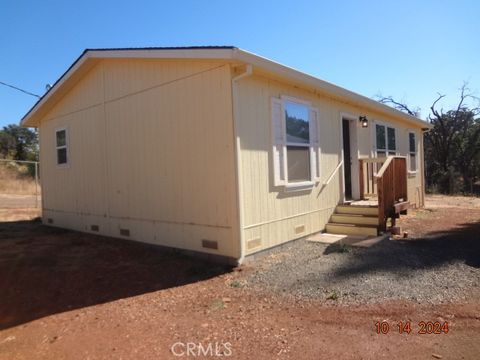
350,199,378,207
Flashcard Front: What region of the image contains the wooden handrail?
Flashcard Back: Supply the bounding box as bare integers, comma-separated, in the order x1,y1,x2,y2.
376,156,407,231
359,157,386,198
359,156,408,232
375,156,394,178
323,160,343,186
359,157,388,164
375,156,407,178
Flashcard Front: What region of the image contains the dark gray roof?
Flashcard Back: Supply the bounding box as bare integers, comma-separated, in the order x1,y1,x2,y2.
85,46,236,52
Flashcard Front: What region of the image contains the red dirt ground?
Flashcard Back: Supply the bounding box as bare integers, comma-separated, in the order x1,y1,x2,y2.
0,196,479,359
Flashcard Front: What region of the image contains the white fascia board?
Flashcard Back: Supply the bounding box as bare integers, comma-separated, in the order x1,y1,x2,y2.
22,47,432,130
87,48,236,60
20,53,92,127
233,48,432,129
20,49,236,127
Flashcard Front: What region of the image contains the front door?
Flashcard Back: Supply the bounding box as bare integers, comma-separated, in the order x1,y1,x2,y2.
342,119,353,201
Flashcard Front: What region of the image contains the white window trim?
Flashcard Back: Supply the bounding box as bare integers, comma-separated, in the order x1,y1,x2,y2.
285,181,315,191
55,127,69,168
274,95,321,191
407,130,418,175
374,120,397,157
281,95,311,107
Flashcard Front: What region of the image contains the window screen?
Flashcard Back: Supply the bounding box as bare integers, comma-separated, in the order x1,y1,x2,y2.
286,146,310,182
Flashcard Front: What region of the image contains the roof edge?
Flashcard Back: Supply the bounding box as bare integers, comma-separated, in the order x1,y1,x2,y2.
232,48,432,129
21,46,432,129
21,47,238,127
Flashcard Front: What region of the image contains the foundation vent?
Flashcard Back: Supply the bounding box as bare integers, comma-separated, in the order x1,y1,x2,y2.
202,239,218,250
90,225,99,232
295,224,305,234
247,237,262,250
120,228,130,237
47,218,53,224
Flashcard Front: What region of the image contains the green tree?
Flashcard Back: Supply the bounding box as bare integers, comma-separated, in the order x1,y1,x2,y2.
0,130,16,158
0,124,38,161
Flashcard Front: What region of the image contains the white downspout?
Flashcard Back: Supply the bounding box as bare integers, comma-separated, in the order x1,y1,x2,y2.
231,64,252,265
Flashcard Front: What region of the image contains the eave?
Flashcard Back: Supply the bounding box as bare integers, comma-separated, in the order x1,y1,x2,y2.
20,47,432,130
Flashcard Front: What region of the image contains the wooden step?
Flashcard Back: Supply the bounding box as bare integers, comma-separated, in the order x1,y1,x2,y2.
330,214,379,226
335,205,378,216
394,201,410,213
326,223,378,236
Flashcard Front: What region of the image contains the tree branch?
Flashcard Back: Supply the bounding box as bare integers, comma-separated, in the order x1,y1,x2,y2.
376,95,418,116
429,93,446,121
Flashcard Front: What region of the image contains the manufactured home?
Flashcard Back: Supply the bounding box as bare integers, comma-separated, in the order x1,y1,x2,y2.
21,46,432,264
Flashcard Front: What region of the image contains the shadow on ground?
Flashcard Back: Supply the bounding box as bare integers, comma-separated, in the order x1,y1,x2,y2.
326,220,480,278
0,220,232,330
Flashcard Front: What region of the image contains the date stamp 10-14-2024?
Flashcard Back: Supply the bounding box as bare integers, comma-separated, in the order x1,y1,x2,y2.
375,321,449,335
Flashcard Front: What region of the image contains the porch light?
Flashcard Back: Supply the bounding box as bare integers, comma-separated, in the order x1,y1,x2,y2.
359,116,368,128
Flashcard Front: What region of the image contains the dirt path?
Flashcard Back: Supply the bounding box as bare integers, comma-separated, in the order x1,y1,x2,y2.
0,196,479,359
1,279,478,360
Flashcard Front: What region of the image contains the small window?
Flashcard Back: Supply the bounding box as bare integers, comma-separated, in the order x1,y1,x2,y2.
56,129,68,165
409,131,417,172
375,123,396,157
375,124,386,157
387,127,396,155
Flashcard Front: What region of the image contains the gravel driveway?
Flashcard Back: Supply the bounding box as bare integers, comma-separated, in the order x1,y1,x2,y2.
247,206,480,304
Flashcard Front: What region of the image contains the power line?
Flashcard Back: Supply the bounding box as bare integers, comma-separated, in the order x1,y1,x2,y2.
0,81,41,98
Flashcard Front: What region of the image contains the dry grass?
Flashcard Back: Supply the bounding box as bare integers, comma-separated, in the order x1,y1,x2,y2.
0,163,39,195
0,208,41,222
426,194,480,209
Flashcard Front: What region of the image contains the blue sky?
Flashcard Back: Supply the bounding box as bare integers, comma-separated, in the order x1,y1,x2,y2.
1,0,478,128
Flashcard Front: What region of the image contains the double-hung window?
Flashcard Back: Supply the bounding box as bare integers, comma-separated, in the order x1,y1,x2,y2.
408,131,417,172
375,123,396,157
271,96,320,189
56,128,68,165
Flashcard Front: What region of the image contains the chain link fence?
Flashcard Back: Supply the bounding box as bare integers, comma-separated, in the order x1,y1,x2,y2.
0,159,40,209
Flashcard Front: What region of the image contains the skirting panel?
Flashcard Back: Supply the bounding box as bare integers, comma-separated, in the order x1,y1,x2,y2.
242,207,335,255
42,209,237,258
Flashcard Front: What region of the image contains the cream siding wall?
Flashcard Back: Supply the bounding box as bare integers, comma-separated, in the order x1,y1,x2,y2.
37,56,426,261
236,73,425,255
39,59,239,259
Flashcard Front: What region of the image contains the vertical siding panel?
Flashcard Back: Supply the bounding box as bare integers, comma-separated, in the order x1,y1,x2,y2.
39,59,239,259
238,74,425,255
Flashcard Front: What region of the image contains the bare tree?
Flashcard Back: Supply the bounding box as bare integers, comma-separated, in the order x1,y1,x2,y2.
426,83,480,192
375,83,480,194
375,94,420,117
